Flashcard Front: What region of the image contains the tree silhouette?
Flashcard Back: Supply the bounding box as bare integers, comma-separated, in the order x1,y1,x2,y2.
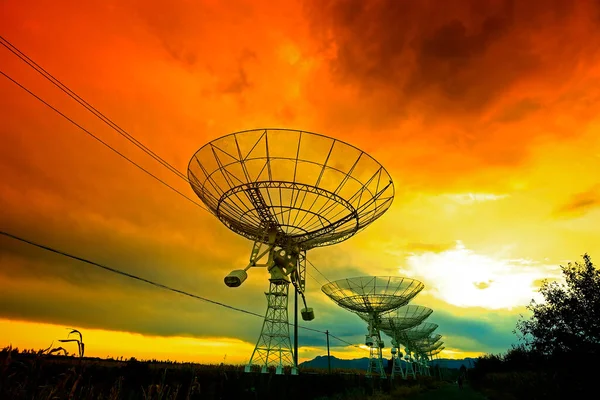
516,254,600,357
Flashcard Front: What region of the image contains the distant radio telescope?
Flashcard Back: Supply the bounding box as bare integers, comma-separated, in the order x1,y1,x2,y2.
379,305,433,379
411,336,444,376
187,129,395,374
321,276,424,378
390,322,439,378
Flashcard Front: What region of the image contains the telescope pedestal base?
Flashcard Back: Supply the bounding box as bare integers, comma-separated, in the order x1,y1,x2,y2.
404,358,416,379
391,355,406,379
367,346,386,379
245,279,295,374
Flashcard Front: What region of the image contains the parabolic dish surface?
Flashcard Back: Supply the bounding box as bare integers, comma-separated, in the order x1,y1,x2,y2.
396,322,439,342
321,276,424,314
380,305,433,332
416,341,444,353
188,129,395,249
413,334,443,347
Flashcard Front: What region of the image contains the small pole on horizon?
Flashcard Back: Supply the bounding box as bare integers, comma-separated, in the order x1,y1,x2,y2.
326,330,331,374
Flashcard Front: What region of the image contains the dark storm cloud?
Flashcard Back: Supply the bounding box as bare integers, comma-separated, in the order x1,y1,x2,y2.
305,0,598,117
0,216,234,292
0,279,261,341
302,301,522,355
430,310,519,352
405,6,520,112
0,233,269,343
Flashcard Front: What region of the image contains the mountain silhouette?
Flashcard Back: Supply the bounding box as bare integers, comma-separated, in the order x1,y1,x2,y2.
299,355,476,370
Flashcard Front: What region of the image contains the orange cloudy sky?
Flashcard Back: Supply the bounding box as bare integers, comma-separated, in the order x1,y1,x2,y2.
1,0,600,364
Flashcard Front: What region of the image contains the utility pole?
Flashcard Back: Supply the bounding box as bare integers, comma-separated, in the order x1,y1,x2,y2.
326,330,331,374
294,286,298,370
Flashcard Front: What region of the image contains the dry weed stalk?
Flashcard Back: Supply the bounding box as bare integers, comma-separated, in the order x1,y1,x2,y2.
48,346,68,356
59,329,85,358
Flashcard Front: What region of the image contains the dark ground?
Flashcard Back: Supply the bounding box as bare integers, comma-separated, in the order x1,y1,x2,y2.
409,383,487,400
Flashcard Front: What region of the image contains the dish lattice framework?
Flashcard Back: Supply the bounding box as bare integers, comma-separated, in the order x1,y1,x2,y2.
396,322,439,343
413,334,442,346
321,276,425,314
416,341,444,355
379,305,433,333
187,129,395,250
409,334,443,354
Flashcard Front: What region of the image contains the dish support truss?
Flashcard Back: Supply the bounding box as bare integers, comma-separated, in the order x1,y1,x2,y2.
239,232,314,374
387,337,419,379
414,353,431,377
390,341,444,380
387,337,430,380
389,341,406,379
389,343,435,379
381,333,415,380
402,345,418,379
245,278,294,374
429,347,445,380
364,314,387,379
402,339,443,378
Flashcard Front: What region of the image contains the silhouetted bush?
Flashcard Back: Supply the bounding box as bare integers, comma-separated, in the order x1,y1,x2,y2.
470,254,600,399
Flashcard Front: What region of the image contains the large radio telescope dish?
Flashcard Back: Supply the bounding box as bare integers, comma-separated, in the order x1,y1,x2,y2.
321,276,424,314
188,129,394,250
187,129,396,375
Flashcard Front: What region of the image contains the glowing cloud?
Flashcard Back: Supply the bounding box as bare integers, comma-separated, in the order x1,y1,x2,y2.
445,193,510,205
400,242,561,309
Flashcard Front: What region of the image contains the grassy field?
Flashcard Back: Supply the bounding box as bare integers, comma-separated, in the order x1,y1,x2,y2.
1,346,456,400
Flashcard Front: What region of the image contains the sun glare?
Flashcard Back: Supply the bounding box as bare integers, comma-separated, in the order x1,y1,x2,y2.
400,242,558,309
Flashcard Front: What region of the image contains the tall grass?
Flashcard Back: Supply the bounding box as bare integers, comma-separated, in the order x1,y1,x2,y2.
0,346,445,400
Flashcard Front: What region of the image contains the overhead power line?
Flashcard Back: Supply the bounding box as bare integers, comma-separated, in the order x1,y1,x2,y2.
307,258,332,285
0,35,188,182
0,36,336,304
305,269,324,288
0,70,209,212
0,230,364,351
1,35,443,359
0,36,338,287
0,65,334,288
